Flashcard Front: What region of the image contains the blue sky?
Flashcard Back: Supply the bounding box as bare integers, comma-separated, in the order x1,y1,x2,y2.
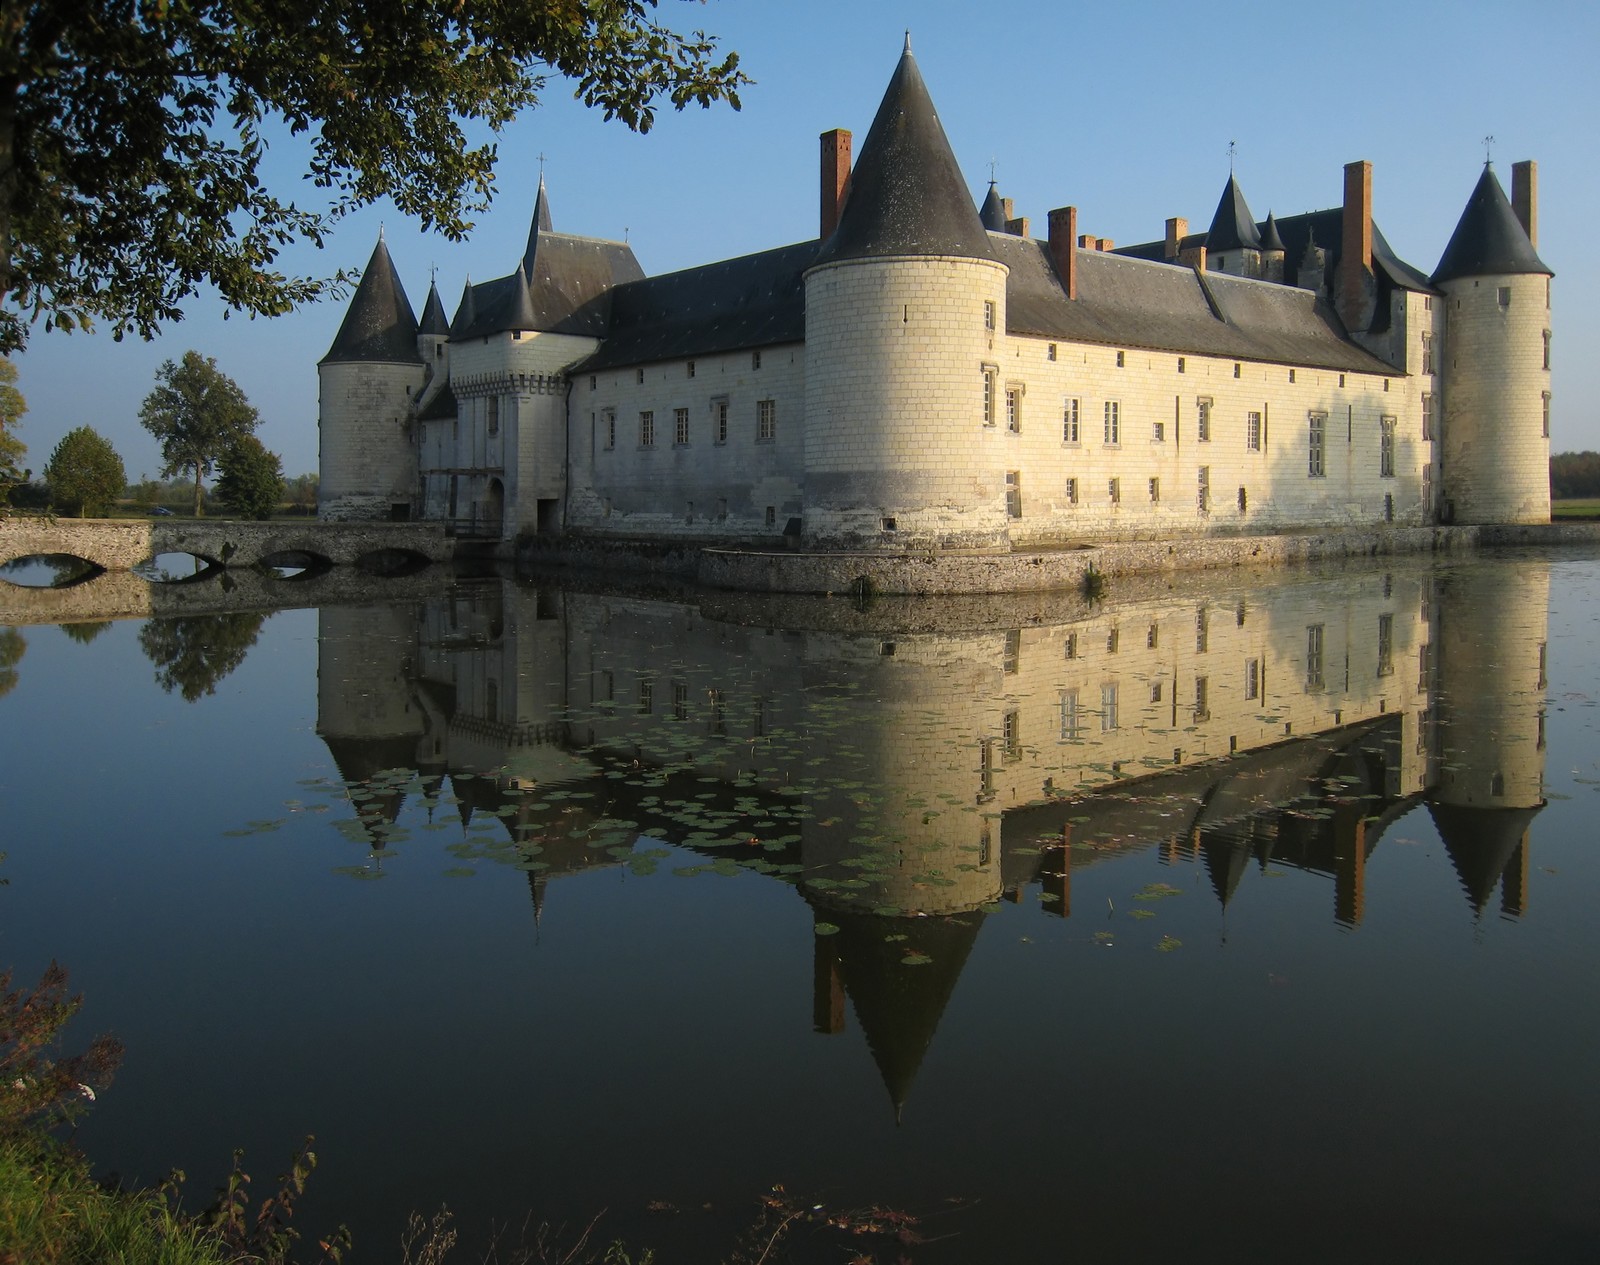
11,0,1599,479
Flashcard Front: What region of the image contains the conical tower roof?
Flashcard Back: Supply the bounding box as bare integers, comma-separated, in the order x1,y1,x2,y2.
1206,174,1263,253
1431,164,1552,285
979,181,1008,232
522,173,555,274
813,38,996,267
321,232,422,365
1428,803,1541,915
506,260,538,331
449,276,477,337
1260,211,1287,253
419,280,450,336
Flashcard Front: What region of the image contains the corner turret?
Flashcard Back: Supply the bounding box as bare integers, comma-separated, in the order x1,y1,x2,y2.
1205,174,1262,278
1260,211,1286,283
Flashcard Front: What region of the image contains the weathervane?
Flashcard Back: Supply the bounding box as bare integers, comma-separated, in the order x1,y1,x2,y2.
1228,140,1237,174
1482,134,1496,166
988,157,998,185
537,151,548,175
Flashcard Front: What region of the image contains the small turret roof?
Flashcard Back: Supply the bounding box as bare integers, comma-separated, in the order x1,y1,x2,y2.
1206,174,1263,253
449,276,476,337
1261,211,1286,254
320,234,422,365
522,173,555,275
979,182,1008,232
419,280,450,336
813,41,997,267
1431,164,1552,285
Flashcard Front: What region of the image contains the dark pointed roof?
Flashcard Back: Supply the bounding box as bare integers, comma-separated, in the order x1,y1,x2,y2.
1206,175,1262,253
320,234,422,365
1429,803,1541,915
1431,165,1552,285
450,276,476,337
419,281,450,336
812,43,997,267
979,182,1008,232
522,174,554,275
507,261,538,331
1261,212,1286,254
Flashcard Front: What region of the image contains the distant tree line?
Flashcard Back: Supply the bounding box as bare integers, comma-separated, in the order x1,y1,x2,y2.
1551,452,1600,499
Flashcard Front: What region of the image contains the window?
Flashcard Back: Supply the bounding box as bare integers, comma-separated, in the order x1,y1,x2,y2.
686,360,696,379
1006,387,1022,433
1147,623,1159,649
1103,400,1120,445
674,407,690,446
1197,466,1210,514
1233,362,1241,379
1048,343,1057,361
1421,335,1434,375
1380,415,1396,476
1106,626,1120,654
1178,356,1186,373
1308,412,1327,477
636,367,645,384
486,397,500,436
1195,609,1209,653
1193,677,1210,723
1152,420,1166,442
1060,690,1083,740
983,367,998,426
1238,486,1248,514
1150,681,1163,703
713,398,729,444
589,375,597,390
1108,477,1120,506
1542,391,1551,438
764,505,775,527
602,408,616,450
984,300,996,330
638,677,654,714
1498,286,1512,309
1065,476,1079,506
1246,410,1261,451
1377,613,1394,677
673,681,689,721
1006,470,1022,518
1064,632,1078,660
757,398,777,442
1543,329,1552,369
1062,397,1081,443
639,409,655,447
1244,658,1260,700
1116,350,1125,367
1289,368,1297,384
1002,710,1021,761
752,350,762,369
1003,629,1021,674
1100,683,1119,732
1149,476,1160,503
1423,462,1433,513
1306,624,1325,691
1422,394,1434,440
1196,397,1212,442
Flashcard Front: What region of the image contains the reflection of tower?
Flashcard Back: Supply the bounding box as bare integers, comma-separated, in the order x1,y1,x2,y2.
1427,561,1549,915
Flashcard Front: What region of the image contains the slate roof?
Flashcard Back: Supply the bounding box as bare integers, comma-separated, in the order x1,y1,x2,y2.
1431,165,1552,285
996,234,1396,373
979,182,1008,232
452,232,644,340
1261,211,1286,253
1206,175,1262,252
574,240,815,372
813,42,997,267
1429,803,1540,915
419,281,450,336
321,234,421,365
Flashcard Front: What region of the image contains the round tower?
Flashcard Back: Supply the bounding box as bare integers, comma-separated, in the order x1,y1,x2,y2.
318,231,425,521
802,40,1010,551
1432,164,1553,525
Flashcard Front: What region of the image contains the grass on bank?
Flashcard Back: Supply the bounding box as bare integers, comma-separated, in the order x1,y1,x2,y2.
1553,498,1600,520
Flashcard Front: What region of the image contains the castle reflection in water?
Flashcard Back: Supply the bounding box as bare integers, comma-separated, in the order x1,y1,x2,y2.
316,558,1548,1112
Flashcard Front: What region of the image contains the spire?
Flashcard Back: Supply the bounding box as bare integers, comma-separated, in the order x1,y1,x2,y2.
419,280,450,337
979,181,1008,233
813,42,996,266
1205,174,1262,253
1431,164,1552,285
320,233,422,365
1260,211,1286,254
523,173,554,274
507,260,538,331
450,275,477,337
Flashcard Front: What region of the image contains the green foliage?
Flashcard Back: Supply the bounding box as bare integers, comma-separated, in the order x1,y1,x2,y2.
0,358,27,502
286,472,320,516
139,351,260,516
0,2,748,352
217,435,285,520
1080,562,1107,603
43,426,126,517
0,627,22,699
1551,451,1600,499
139,613,266,702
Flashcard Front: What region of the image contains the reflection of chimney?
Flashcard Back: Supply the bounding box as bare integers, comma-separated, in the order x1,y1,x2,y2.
1511,160,1538,248
812,930,845,1034
1337,160,1373,331
1333,810,1367,928
1165,216,1188,261
1048,206,1078,300
1040,827,1072,917
820,128,852,239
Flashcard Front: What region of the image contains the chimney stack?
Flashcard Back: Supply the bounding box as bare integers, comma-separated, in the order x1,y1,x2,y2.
1512,160,1538,247
1337,160,1373,331
1005,216,1031,239
1165,217,1188,261
820,129,852,239
1049,206,1078,300
1179,244,1207,273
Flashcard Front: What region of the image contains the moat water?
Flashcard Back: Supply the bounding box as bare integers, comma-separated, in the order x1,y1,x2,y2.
2,549,1598,1262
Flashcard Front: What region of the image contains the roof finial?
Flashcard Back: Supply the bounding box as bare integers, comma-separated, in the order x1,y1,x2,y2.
378,221,385,242
903,29,911,54
1482,134,1496,167
1228,140,1237,174
537,151,548,177
988,157,998,186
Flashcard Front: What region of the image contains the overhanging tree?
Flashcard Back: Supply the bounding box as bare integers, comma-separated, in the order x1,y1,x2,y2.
139,351,260,516
0,356,24,499
0,2,747,352
216,435,284,520
44,426,126,517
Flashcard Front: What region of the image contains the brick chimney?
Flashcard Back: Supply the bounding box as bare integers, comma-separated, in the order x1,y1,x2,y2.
1337,160,1373,331
820,129,852,239
1165,217,1188,260
1048,206,1078,300
1179,244,1207,273
1005,216,1030,239
1512,160,1538,247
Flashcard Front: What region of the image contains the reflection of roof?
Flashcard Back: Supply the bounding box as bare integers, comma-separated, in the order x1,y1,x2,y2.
1428,803,1540,914
813,43,996,268
1431,165,1552,285
321,236,421,365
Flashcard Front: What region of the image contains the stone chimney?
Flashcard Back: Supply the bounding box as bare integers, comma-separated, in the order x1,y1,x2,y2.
1165,217,1188,261
1512,160,1538,247
820,129,852,239
1337,160,1374,332
1049,206,1078,300
1179,244,1207,273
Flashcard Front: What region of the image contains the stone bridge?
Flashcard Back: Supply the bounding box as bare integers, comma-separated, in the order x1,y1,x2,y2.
0,517,452,572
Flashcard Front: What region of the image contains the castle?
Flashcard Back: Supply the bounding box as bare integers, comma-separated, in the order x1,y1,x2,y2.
317,39,1554,550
